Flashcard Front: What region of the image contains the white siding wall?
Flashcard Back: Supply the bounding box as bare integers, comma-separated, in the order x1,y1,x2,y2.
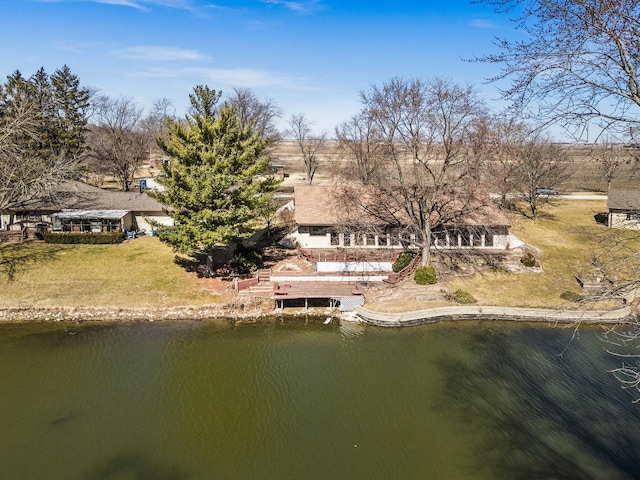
134,214,174,232
290,231,332,249
609,211,640,230
316,261,394,273
273,274,389,282
493,234,511,249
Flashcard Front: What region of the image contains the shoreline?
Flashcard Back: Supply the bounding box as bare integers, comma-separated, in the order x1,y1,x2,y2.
0,303,635,326
0,305,231,323
355,304,634,326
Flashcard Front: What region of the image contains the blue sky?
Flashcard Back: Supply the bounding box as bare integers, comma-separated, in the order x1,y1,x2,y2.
2,0,517,134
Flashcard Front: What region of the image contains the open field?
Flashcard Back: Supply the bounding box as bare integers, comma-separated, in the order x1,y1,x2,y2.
268,141,640,192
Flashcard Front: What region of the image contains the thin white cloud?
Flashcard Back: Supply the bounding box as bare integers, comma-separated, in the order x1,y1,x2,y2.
134,66,308,90
261,0,323,15
111,45,208,61
35,0,197,12
53,41,87,55
35,0,148,10
470,19,498,29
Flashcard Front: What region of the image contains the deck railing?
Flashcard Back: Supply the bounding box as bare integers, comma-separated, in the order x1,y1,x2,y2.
386,253,422,284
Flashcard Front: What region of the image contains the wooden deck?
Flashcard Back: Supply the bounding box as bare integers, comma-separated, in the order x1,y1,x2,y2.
273,281,365,310
274,281,364,299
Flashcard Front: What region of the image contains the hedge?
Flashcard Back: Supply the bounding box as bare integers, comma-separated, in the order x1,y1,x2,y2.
43,232,125,244
393,252,415,273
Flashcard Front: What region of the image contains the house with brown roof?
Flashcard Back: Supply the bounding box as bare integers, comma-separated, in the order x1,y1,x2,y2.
287,184,513,253
608,188,640,229
1,181,172,235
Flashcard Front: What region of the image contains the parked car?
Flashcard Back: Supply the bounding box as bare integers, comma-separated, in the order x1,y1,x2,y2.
536,187,559,196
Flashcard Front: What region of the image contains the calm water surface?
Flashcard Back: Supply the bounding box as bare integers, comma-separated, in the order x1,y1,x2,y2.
0,319,638,479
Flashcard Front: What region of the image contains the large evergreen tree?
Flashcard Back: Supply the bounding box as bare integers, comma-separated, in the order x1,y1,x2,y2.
50,65,91,159
0,66,90,216
0,66,90,161
153,85,281,275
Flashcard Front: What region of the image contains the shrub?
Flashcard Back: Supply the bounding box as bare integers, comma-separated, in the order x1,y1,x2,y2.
230,244,263,275
447,289,477,304
43,232,125,244
560,291,584,303
393,252,415,273
520,252,537,268
414,265,437,285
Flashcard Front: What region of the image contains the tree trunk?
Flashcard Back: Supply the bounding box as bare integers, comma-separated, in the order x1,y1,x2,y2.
205,250,215,277
422,223,432,266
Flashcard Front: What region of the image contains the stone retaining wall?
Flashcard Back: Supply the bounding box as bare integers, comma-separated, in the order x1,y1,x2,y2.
355,305,633,327
0,306,230,323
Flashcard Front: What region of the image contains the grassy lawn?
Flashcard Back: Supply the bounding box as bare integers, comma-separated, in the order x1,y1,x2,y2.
0,236,227,308
449,199,627,308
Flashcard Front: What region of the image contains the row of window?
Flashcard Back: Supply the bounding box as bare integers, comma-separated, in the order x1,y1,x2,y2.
324,230,496,247
52,218,122,233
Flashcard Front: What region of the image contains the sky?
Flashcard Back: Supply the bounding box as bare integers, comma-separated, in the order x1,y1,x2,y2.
1,0,519,135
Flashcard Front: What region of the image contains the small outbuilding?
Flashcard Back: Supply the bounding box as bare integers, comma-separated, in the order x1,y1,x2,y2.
607,188,640,229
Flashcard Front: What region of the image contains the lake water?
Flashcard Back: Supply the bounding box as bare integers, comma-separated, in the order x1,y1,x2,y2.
0,319,638,479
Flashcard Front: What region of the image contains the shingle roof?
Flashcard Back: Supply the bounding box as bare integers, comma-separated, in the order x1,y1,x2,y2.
10,181,166,213
294,184,510,227
294,185,342,225
607,188,640,210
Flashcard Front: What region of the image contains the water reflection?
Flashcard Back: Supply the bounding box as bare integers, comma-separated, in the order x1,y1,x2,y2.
437,326,639,480
90,450,187,480
0,320,637,479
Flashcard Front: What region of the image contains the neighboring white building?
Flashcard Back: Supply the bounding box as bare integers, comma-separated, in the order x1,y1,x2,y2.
608,188,640,229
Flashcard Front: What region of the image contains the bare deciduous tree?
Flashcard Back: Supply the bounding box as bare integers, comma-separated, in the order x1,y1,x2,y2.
287,113,327,185
338,77,490,265
142,97,175,159
334,113,387,183
589,140,634,192
87,96,150,191
227,88,282,145
0,72,83,221
476,0,640,139
481,117,528,209
0,104,78,215
512,133,572,218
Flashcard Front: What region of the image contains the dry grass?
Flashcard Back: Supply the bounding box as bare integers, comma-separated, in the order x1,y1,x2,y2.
364,299,451,313
0,236,228,308
448,199,620,308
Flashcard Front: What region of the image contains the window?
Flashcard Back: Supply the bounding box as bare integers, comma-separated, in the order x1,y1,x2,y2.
55,218,121,233
626,211,640,221
16,213,42,222
309,226,327,236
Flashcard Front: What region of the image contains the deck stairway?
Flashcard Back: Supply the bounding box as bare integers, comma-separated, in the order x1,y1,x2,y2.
236,269,275,299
